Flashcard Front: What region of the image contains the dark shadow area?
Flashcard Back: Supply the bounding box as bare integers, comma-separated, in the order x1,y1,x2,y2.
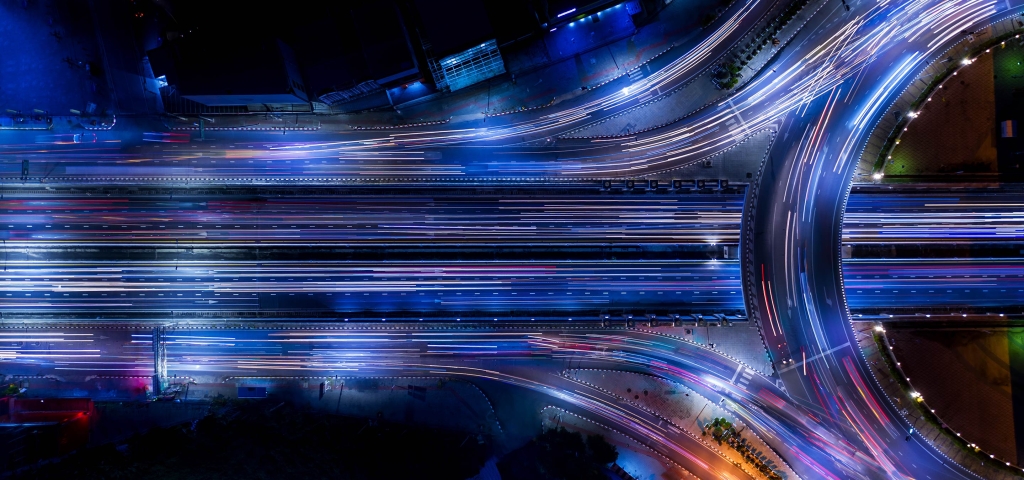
498,426,617,480
11,398,492,479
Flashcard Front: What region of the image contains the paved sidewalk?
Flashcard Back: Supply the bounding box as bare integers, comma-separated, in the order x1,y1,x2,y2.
690,325,775,375
652,323,775,376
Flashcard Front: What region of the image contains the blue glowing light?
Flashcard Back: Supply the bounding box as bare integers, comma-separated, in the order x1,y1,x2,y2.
557,8,576,17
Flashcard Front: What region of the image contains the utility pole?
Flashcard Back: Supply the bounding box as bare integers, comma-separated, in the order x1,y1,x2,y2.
152,326,167,395
693,402,709,427
334,376,343,414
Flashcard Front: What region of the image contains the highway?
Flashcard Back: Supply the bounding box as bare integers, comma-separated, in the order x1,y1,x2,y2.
0,187,742,320
0,325,900,479
1,0,1023,477
841,187,1024,314
844,259,1024,311
0,188,742,246
0,0,784,183
0,259,742,318
747,0,1024,479
843,187,1024,244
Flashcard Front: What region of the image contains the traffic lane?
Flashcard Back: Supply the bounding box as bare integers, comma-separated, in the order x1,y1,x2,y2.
0,328,151,377
843,259,1024,309
0,326,747,479
7,131,756,181
566,330,886,479
7,19,816,185
794,32,985,480
6,100,762,182
843,191,1024,243
0,325,886,479
797,120,974,478
0,260,744,314
0,1,1003,185
750,81,970,477
748,109,817,407
0,193,743,245
508,364,756,480
158,330,753,479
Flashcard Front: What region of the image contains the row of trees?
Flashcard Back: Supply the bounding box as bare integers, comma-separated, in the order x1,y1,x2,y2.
715,0,814,90
703,417,782,480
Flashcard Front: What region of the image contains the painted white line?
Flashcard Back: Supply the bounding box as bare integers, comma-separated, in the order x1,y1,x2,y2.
730,364,744,384
779,341,851,374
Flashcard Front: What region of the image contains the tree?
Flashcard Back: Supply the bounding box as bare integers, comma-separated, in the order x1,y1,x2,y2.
3,383,21,396
586,434,618,465
499,427,620,480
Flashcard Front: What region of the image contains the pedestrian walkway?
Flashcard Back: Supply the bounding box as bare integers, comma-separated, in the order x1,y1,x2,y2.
652,323,775,376
688,325,774,376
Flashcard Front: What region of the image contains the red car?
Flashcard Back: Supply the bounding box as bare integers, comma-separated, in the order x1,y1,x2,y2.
143,132,191,143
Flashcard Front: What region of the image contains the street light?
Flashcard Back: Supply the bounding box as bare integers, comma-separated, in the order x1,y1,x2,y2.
872,173,883,180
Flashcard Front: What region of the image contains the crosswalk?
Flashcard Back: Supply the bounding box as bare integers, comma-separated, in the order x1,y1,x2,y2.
730,364,757,389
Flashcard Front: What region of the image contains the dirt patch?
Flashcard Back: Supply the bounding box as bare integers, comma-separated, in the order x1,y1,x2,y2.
889,328,1016,463
885,53,997,176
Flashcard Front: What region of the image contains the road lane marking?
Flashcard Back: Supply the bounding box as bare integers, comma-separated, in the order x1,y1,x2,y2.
730,364,744,384
778,341,851,374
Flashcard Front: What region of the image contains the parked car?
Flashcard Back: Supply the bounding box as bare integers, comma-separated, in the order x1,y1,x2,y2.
143,132,191,143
